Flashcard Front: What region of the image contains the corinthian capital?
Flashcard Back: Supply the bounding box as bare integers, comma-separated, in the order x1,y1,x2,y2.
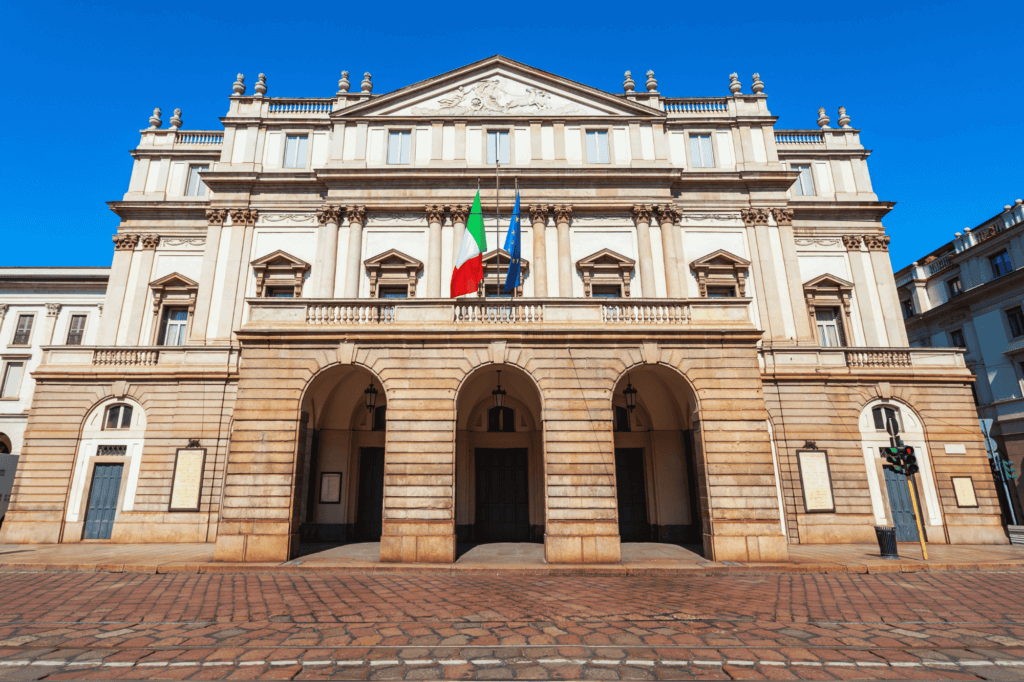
346,205,367,226
527,204,549,225
741,208,770,227
863,234,890,251
449,204,470,224
656,204,680,225
46,303,62,317
317,205,343,225
141,234,160,249
631,204,653,225
841,235,863,250
553,204,573,224
229,208,258,227
113,234,139,251
206,209,227,226
770,208,794,226
424,204,446,225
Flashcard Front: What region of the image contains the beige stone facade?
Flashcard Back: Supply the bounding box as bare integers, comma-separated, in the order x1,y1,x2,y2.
0,57,1005,561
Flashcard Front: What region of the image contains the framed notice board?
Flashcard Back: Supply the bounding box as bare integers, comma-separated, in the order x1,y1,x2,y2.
797,449,836,513
169,447,206,512
951,476,978,508
319,472,342,504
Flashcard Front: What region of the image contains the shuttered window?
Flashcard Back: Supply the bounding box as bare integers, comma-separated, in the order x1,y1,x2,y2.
586,131,610,164
283,135,308,168
689,134,714,168
185,166,209,196
66,315,87,345
793,165,815,196
486,131,510,164
387,131,411,165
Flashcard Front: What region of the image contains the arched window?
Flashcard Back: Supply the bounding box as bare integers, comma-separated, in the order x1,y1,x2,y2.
0,438,9,454
872,405,902,432
104,404,134,430
488,406,515,433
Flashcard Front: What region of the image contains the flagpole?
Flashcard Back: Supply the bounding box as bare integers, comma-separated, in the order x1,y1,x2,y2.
513,176,519,298
496,156,500,301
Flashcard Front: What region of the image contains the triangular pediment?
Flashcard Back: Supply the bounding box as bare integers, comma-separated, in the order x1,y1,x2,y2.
690,249,751,269
251,250,309,269
482,249,529,268
577,248,635,268
338,56,663,118
364,249,423,269
149,272,198,289
804,273,853,289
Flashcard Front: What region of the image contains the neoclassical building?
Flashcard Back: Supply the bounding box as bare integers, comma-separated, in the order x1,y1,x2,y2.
0,57,1005,562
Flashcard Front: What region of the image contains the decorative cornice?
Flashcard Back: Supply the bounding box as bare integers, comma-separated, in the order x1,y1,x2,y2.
656,204,680,225
741,208,770,226
141,234,160,250
317,205,343,225
841,235,863,250
46,303,62,317
424,204,446,225
113,234,139,251
527,204,549,224
771,208,794,226
554,205,573,224
230,208,258,227
449,204,470,224
864,234,890,251
631,204,653,225
346,205,367,226
206,209,227,226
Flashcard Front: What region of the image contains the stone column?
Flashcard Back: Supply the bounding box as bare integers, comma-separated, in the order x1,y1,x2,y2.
43,304,61,345
190,210,226,344
529,205,549,297
315,205,342,298
744,209,787,340
656,205,681,298
343,206,367,298
449,205,469,296
554,205,573,297
865,234,909,345
771,208,814,343
425,205,445,298
217,209,258,340
124,234,160,345
843,235,885,346
632,205,657,298
98,234,139,345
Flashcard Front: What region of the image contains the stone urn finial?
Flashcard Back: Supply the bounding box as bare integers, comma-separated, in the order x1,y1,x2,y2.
729,72,741,94
751,73,764,94
817,107,830,129
232,73,245,95
645,69,658,92
338,70,350,92
361,72,373,93
254,73,267,96
148,107,162,129
623,70,635,92
169,108,182,130
837,106,851,128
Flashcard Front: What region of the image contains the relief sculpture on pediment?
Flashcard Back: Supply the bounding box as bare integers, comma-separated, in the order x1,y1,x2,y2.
410,77,581,116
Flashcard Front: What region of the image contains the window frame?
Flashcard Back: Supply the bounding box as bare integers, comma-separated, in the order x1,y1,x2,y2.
591,283,623,298
990,250,1013,279
386,130,412,165
158,307,189,347
949,328,967,349
687,132,716,168
9,313,35,346
815,307,846,348
901,299,915,319
282,134,310,169
1007,306,1024,338
103,404,134,430
485,129,511,165
946,276,963,298
66,314,88,346
184,165,209,197
791,164,815,196
584,128,611,165
871,405,903,432
0,360,26,400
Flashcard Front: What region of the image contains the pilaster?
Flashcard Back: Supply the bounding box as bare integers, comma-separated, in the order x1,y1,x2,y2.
425,205,445,298
771,208,814,344
655,205,681,298
865,234,909,345
529,205,549,297
190,210,226,344
124,235,160,345
554,205,573,297
315,205,343,298
343,206,367,298
632,205,657,298
98,234,138,346
843,235,885,346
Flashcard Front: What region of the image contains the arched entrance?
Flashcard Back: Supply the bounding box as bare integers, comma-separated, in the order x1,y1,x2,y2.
455,364,544,544
298,365,387,544
612,366,703,546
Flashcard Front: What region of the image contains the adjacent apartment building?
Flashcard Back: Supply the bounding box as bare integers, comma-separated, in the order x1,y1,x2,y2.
0,56,1004,563
897,199,1024,524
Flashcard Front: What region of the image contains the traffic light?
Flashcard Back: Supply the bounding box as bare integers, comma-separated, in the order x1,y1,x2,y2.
904,446,919,476
1003,460,1020,481
885,446,904,474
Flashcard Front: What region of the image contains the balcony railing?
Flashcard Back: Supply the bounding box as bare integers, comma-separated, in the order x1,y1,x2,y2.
267,98,334,115
174,131,224,146
662,98,729,114
774,131,825,146
36,346,239,373
926,254,954,274
761,346,966,372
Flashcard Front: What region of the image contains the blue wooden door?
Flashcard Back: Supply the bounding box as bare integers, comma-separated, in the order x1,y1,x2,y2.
83,463,123,540
884,465,919,542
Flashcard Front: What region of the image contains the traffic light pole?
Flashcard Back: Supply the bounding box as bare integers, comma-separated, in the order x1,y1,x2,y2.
894,435,928,560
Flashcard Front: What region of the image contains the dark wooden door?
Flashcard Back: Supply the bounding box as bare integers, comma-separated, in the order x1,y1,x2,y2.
83,463,123,540
475,448,529,542
615,448,651,542
355,447,385,541
884,465,920,542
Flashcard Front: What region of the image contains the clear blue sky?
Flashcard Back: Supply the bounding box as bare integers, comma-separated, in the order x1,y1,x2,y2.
2,0,1019,271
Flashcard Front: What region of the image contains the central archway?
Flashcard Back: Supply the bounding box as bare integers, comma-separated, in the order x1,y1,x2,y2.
455,364,544,544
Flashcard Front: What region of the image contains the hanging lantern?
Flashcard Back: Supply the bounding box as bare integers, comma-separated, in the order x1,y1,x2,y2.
364,382,378,411
623,377,638,412
492,370,507,408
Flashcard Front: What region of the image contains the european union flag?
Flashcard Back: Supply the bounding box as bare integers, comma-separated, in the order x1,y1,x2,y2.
503,189,521,294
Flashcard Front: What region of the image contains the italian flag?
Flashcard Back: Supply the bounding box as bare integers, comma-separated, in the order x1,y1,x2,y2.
450,191,487,297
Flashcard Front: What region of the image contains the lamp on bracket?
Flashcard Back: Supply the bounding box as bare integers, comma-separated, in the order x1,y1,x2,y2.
623,376,638,412
492,370,507,409
364,382,379,412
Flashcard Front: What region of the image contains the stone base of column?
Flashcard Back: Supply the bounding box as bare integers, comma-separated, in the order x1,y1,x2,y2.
0,513,62,544
379,521,456,563
544,521,621,563
704,524,789,562
214,521,294,562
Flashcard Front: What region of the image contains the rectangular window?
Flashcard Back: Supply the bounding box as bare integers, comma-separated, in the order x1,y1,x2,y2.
264,286,294,298
1007,306,1024,338
949,328,966,348
379,286,409,299
585,131,610,164
792,165,815,196
591,284,621,298
902,299,915,319
990,250,1013,279
816,308,845,347
11,314,33,345
159,308,188,346
486,131,510,164
66,315,87,345
483,284,513,298
707,286,737,298
387,131,411,165
1,362,25,399
947,277,963,298
283,135,308,169
185,165,209,196
689,134,714,168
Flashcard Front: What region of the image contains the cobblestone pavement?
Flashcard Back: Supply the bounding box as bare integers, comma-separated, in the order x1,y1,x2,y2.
0,570,1023,680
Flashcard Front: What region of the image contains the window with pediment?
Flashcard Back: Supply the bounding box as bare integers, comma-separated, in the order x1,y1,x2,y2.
803,274,856,348
689,250,750,298
576,249,635,298
364,249,423,298
251,251,310,298
149,273,199,345
478,250,529,298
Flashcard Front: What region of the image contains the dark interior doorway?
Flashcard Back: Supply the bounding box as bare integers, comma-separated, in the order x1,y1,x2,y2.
355,447,385,541
615,447,652,542
474,448,529,542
